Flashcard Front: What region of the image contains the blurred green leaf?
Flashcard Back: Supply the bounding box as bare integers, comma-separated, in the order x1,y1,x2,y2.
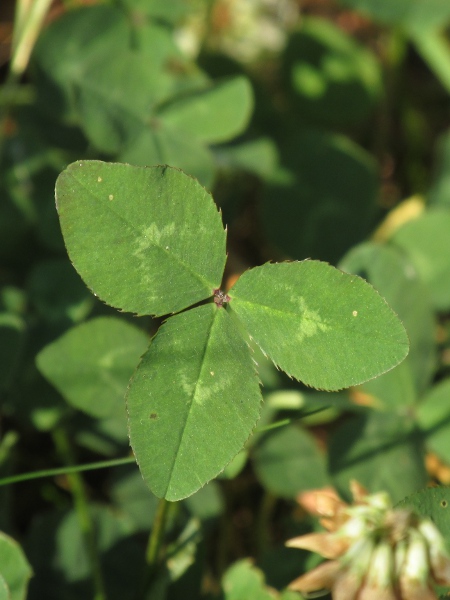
0,532,32,600
391,208,450,310
118,123,217,188
253,424,328,499
118,76,253,186
33,5,192,132
127,304,262,500
163,518,204,600
183,481,225,521
73,412,129,456
0,575,8,600
337,0,450,33
117,0,189,21
222,559,278,600
158,76,253,144
429,129,450,207
0,287,26,315
27,259,94,324
55,161,227,317
356,359,417,412
216,137,279,179
26,506,143,600
33,6,252,185
263,130,378,264
36,317,148,418
340,241,437,394
284,18,381,126
417,378,450,463
110,466,159,532
0,313,25,392
218,449,248,480
329,410,427,503
229,261,409,391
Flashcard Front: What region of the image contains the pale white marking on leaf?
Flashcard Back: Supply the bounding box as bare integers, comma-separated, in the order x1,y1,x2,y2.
133,223,176,263
289,295,330,342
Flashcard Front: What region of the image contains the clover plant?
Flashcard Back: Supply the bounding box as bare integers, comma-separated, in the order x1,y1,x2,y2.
42,159,410,501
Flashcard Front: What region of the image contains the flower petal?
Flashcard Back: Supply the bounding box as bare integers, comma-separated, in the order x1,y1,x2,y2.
357,585,398,600
332,568,363,600
399,579,437,600
288,560,340,593
349,480,369,503
286,532,349,559
297,487,347,524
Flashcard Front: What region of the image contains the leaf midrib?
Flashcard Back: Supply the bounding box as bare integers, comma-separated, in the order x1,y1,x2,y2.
232,295,405,346
165,308,219,496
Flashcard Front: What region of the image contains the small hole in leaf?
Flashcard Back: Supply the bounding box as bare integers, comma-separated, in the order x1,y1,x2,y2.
441,500,448,508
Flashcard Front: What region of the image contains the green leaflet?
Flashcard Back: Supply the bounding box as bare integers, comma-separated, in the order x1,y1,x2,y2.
36,317,149,419
126,304,262,501
55,161,227,317
229,260,409,391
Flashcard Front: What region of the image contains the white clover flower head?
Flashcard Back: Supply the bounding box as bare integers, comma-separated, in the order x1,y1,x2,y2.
286,482,450,599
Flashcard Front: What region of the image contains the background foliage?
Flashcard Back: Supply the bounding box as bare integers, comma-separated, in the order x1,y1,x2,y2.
1,0,450,598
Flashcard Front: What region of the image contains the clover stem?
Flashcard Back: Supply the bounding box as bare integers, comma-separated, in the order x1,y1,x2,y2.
135,497,171,600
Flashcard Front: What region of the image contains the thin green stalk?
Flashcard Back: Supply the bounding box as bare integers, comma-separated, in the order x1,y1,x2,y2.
135,497,170,600
52,428,107,600
145,497,170,566
0,456,135,487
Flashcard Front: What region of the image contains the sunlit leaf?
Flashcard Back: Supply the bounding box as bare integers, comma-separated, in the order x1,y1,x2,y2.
55,161,227,316
229,261,409,391
127,304,262,500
